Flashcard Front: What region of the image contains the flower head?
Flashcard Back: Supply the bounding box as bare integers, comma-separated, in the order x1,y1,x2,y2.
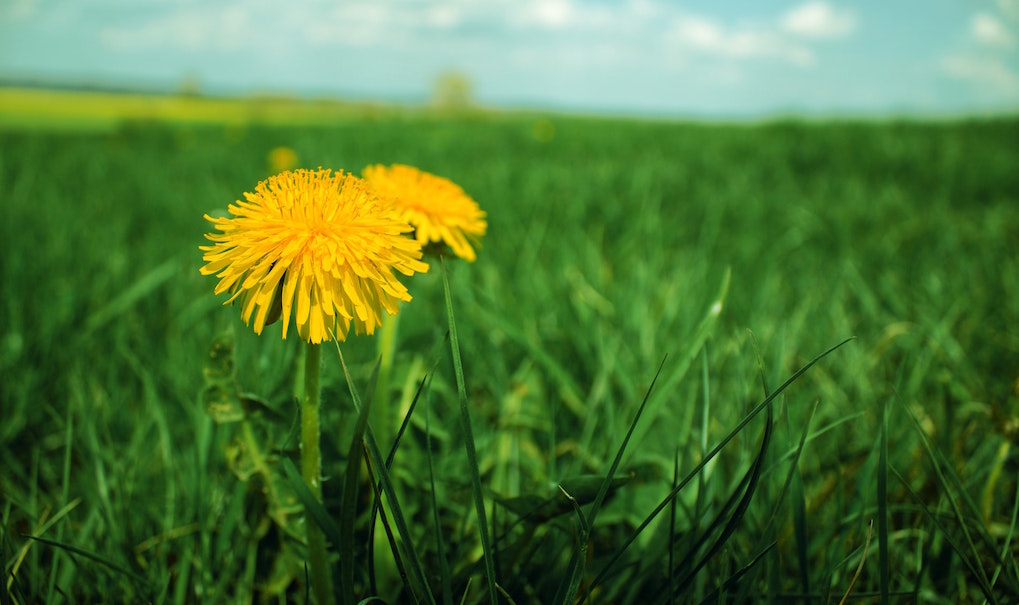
267,146,299,173
200,168,429,343
362,164,486,262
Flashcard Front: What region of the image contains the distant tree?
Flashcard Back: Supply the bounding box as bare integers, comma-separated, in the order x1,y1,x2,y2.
432,71,474,110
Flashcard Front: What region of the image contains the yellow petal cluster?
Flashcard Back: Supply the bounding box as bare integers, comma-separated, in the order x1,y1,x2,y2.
200,169,429,343
362,164,487,262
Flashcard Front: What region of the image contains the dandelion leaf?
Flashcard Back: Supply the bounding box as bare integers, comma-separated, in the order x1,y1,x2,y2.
201,332,246,423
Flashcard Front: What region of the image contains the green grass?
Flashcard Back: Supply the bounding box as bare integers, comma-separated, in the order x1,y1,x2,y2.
2,107,1018,604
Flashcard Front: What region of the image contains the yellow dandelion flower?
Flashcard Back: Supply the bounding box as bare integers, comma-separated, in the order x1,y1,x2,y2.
267,145,298,172
200,168,429,343
362,164,487,262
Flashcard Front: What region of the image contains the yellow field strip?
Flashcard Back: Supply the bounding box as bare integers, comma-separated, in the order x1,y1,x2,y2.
0,86,402,128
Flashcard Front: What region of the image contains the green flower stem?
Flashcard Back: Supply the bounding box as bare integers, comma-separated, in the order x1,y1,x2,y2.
301,341,334,605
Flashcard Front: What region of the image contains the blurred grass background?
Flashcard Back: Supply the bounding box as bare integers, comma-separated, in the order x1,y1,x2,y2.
1,89,1018,603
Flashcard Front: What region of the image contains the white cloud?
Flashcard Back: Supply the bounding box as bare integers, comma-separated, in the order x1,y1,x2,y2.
101,6,252,52
972,12,1015,48
626,0,666,21
525,0,575,29
93,0,832,71
782,2,856,39
672,16,723,49
942,55,1019,95
509,0,618,31
99,1,422,52
426,4,461,28
667,14,813,65
304,3,400,48
86,0,864,109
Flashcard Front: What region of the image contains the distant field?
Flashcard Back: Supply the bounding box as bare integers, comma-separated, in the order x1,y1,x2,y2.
0,86,422,130
1,95,1018,603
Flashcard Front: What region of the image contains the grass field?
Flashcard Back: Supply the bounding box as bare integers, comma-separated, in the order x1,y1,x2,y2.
2,91,1018,603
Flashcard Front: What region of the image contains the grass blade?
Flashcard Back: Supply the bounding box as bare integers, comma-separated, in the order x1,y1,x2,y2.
339,361,380,605
1,512,10,605
789,430,810,600
989,460,1019,592
769,398,818,602
333,345,436,605
902,398,999,602
890,466,995,603
585,337,854,597
694,346,711,544
362,443,413,600
837,519,875,605
385,366,432,469
24,534,149,590
877,397,889,604
440,256,497,604
672,399,773,597
751,328,814,601
368,367,436,595
695,542,777,605
566,355,667,604
425,376,455,605
282,459,343,559
83,258,178,334
626,268,730,456
668,446,680,605
587,355,668,531
368,343,445,595
551,484,591,605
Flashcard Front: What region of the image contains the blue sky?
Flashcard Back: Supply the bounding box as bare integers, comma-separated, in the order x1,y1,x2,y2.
1,0,1017,117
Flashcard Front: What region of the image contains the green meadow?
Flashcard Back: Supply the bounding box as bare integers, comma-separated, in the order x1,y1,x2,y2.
2,93,1018,603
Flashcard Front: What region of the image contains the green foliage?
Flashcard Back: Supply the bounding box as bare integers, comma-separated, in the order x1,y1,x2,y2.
1,113,1018,603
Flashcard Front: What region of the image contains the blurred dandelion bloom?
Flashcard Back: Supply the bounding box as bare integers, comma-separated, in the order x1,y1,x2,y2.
362,163,486,262
267,146,298,172
200,168,429,343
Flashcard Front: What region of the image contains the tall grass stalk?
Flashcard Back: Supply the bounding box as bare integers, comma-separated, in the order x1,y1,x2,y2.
440,256,498,604
426,381,455,605
339,362,380,605
878,397,889,603
568,356,668,604
990,467,1019,592
903,402,999,602
334,346,436,604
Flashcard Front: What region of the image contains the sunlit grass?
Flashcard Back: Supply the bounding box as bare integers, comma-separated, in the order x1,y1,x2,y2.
1,101,1017,603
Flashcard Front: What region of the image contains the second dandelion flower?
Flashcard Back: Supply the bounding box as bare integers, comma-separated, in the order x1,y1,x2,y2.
363,164,487,262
